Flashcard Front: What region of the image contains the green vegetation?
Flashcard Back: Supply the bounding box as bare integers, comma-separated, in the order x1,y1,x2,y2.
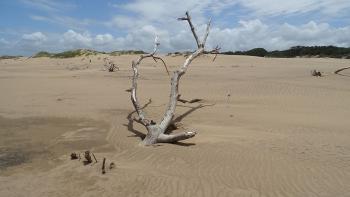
109,50,145,56
33,51,53,58
32,49,144,58
33,49,100,58
222,46,350,58
27,46,350,59
227,48,268,57
0,55,23,60
52,49,102,58
267,46,350,58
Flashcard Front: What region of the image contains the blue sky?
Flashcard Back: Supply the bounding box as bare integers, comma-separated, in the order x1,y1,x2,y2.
1,0,350,56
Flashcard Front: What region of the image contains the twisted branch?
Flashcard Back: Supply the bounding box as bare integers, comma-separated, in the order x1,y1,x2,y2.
130,11,219,145
130,37,168,126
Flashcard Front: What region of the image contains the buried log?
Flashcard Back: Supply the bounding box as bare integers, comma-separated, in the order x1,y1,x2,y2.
129,11,219,145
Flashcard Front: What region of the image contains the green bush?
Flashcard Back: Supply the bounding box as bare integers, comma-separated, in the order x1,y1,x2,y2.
33,51,53,58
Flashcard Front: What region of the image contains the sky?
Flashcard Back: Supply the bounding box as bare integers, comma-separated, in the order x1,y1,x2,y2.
0,0,350,56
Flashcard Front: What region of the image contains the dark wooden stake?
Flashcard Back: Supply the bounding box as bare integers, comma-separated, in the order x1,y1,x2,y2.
92,153,98,163
102,158,106,174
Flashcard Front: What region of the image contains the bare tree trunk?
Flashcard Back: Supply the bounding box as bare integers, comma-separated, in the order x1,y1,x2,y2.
130,12,219,145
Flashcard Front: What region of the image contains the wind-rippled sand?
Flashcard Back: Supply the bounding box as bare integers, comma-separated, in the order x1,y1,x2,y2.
0,55,349,197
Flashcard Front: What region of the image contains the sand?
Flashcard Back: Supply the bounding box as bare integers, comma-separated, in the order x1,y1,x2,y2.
0,54,350,197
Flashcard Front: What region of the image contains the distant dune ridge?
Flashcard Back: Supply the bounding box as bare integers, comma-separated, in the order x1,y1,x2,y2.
2,45,349,60
31,49,146,58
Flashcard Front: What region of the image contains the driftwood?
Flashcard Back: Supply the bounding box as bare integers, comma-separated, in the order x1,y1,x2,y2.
177,96,203,104
109,162,115,170
130,11,219,145
334,66,350,75
84,151,92,165
311,69,322,77
103,58,119,72
92,153,98,163
70,152,78,160
108,64,118,72
102,158,106,174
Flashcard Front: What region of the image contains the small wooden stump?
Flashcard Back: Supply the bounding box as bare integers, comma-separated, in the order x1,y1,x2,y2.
70,152,78,160
84,151,92,165
109,162,115,170
311,69,322,77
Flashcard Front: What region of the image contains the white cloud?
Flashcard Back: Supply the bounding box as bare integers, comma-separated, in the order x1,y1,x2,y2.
234,0,350,17
3,20,350,56
22,32,47,42
115,0,350,20
21,0,75,12
106,15,143,29
60,30,92,49
208,20,350,51
95,34,114,45
30,15,93,31
101,0,350,53
3,0,350,56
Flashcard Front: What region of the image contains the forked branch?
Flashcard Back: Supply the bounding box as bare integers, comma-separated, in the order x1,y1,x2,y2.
130,11,219,145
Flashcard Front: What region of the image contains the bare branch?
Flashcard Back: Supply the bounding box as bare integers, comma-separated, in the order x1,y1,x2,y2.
131,37,163,126
153,35,160,54
152,56,169,75
131,60,149,126
207,45,221,62
157,131,196,143
178,11,200,48
201,18,212,47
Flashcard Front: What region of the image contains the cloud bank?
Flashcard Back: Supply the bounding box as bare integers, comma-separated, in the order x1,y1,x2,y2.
1,0,350,55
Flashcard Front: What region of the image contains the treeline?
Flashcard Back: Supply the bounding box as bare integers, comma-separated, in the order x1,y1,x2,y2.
222,46,350,59
33,49,145,58
0,55,23,60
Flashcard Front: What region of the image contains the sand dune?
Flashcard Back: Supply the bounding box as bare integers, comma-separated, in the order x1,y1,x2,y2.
1,55,350,196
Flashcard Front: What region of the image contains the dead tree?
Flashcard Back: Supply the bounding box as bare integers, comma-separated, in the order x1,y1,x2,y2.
103,58,119,72
311,69,322,77
130,12,219,145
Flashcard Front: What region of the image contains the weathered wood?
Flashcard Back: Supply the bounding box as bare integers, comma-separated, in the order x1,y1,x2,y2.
102,158,106,174
334,66,350,74
130,12,218,145
70,152,78,160
92,153,98,163
84,151,92,164
311,69,322,77
109,162,115,169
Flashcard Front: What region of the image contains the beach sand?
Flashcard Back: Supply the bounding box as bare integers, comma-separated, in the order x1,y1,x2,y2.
0,54,350,196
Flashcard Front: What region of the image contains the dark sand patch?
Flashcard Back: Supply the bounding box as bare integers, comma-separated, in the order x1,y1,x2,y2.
0,116,111,172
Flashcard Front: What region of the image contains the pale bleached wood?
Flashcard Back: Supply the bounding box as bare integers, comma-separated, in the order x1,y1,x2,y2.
130,12,218,145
